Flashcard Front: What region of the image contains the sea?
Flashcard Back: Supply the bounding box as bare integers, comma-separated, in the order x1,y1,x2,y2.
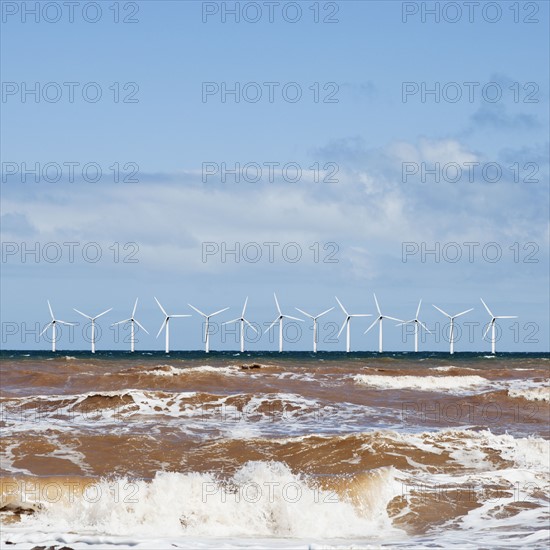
0,351,549,549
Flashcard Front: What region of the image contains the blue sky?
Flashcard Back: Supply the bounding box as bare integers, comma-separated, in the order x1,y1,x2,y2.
1,0,548,352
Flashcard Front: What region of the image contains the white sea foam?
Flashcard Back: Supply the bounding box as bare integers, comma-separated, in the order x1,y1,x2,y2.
430,365,476,372
354,374,490,393
508,386,550,402
2,430,548,548
2,462,402,543
139,364,242,377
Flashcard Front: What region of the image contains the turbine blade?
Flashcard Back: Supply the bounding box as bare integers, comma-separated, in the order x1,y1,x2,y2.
418,321,432,334
244,319,258,333
47,300,54,320
483,323,492,339
188,304,206,317
95,308,113,319
496,316,518,319
132,298,139,318
273,293,281,315
241,296,248,317
57,320,75,326
73,308,91,320
265,317,279,333
455,308,474,318
364,318,379,334
223,318,240,325
210,307,229,317
316,307,334,318
111,319,131,326
433,305,451,318
416,299,422,319
154,297,167,316
295,308,313,319
283,315,304,322
134,319,149,334
40,322,53,336
350,314,371,317
373,293,381,315
156,318,167,339
335,296,348,315
337,319,347,338
170,314,191,318
480,298,493,317
384,316,403,322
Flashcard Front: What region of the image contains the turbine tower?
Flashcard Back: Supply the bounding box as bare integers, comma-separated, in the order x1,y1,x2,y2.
432,305,473,354
223,297,257,353
396,299,432,352
295,306,334,353
480,298,517,354
364,294,403,353
335,297,371,353
188,304,229,353
265,293,303,353
40,300,75,352
111,298,149,352
73,307,112,353
155,297,190,353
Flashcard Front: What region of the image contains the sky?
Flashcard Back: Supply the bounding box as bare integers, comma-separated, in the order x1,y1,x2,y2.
1,0,549,352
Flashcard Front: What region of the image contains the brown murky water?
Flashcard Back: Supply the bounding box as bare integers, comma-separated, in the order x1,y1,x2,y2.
1,352,548,547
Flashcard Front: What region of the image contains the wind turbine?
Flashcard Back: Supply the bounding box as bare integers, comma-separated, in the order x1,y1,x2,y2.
295,306,334,353
480,298,517,354
364,294,403,353
223,297,258,353
432,305,473,354
111,298,149,352
335,297,371,353
396,299,432,352
188,304,230,353
73,307,113,353
155,297,190,353
265,293,303,353
40,300,75,352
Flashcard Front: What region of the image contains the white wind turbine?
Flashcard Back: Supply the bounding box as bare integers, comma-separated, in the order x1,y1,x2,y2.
335,297,371,353
265,293,303,353
155,297,190,353
73,306,113,353
295,306,334,353
432,305,473,355
40,300,75,352
364,294,403,353
396,299,432,352
111,298,149,352
480,298,517,354
223,297,257,353
188,304,230,353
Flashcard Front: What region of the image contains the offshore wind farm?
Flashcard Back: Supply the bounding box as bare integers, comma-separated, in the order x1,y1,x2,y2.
37,294,520,355
1,2,548,548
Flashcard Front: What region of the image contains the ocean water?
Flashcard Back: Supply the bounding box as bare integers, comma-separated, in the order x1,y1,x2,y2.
0,351,549,549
